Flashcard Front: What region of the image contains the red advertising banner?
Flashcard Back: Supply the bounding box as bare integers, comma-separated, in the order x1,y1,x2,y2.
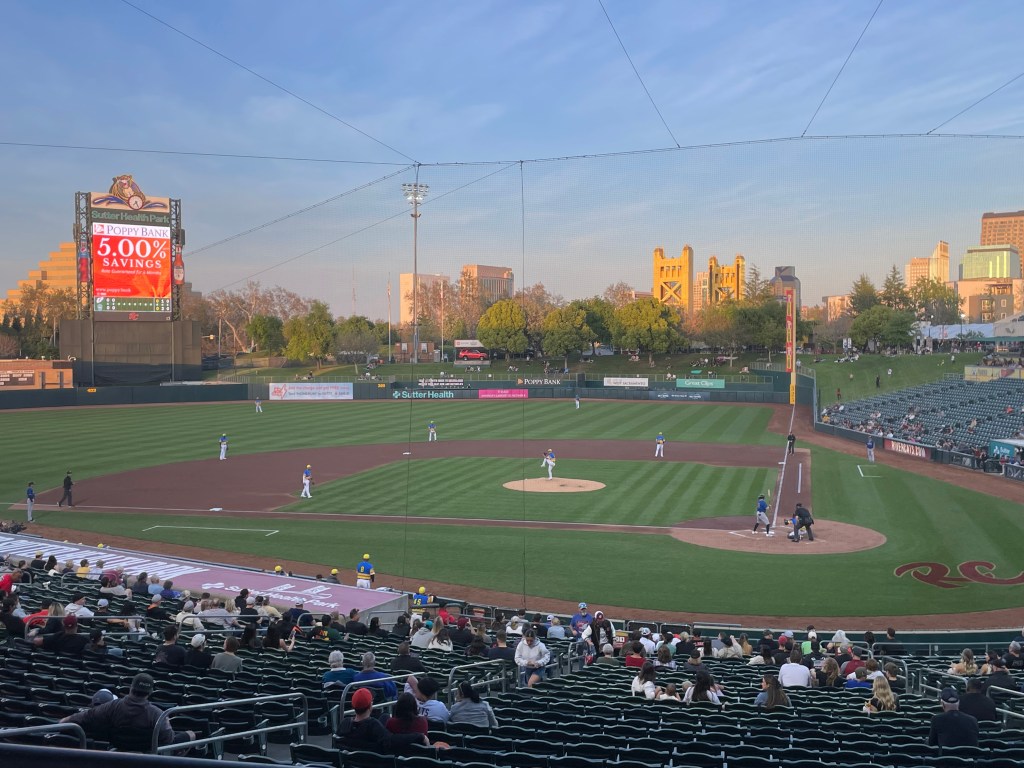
478,389,529,400
784,288,795,374
91,222,172,312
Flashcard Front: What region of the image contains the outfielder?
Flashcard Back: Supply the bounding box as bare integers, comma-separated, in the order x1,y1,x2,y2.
300,464,313,498
428,420,437,442
255,396,263,413
541,448,556,480
219,434,229,460
655,432,665,458
866,437,875,463
356,554,375,588
752,494,772,536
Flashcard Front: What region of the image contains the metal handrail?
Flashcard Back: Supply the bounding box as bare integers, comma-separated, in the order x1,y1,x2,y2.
151,692,308,756
444,659,514,705
0,722,87,749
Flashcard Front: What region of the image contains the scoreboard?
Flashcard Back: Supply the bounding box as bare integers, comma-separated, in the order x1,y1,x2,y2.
91,222,172,314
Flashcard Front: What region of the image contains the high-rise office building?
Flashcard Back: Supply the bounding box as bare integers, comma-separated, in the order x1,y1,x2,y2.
981,210,1024,273
5,241,78,307
905,241,948,288
823,294,852,322
769,266,801,312
398,272,448,326
460,264,514,305
959,245,1022,280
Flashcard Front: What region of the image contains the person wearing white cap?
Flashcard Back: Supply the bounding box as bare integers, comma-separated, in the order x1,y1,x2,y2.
639,627,657,656
184,634,213,670
300,465,313,498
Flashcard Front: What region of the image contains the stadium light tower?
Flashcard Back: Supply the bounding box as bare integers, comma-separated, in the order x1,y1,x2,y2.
402,181,428,364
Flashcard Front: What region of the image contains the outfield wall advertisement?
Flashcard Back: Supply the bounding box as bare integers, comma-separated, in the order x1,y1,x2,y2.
677,378,725,389
884,438,932,460
269,382,353,400
604,377,648,388
478,389,529,399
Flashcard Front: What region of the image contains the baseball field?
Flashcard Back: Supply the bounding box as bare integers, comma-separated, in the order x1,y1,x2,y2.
3,397,1024,628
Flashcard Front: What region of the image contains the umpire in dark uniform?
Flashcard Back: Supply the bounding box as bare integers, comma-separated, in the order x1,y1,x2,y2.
58,471,74,508
792,503,814,542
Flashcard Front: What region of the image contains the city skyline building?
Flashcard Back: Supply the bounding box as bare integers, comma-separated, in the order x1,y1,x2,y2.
905,241,949,288
769,266,801,312
981,210,1024,275
461,264,515,306
398,272,448,326
5,241,77,306
959,245,1022,280
708,254,745,305
653,245,694,314
823,294,852,322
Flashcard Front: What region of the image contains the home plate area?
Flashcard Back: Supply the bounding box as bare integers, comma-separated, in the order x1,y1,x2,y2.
669,516,886,555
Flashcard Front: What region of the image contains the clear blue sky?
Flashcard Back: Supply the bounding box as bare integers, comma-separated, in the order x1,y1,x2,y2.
2,0,1023,320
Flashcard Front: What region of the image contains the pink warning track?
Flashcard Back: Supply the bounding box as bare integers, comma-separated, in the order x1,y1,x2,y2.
34,439,785,514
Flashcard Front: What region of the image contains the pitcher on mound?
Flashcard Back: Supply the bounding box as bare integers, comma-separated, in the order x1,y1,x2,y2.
541,449,556,480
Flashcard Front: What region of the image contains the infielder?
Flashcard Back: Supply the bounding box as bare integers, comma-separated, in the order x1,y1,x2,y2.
575,394,580,410
752,494,772,536
428,420,437,442
255,396,263,413
541,448,556,480
219,434,229,460
300,464,313,498
866,437,875,463
655,432,665,458
356,554,375,588
25,482,35,523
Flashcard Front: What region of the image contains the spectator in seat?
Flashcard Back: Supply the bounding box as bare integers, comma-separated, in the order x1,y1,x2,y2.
815,657,843,688
630,660,662,700
449,617,474,646
211,636,243,673
596,643,617,666
979,649,1002,675
683,669,722,705
367,616,389,639
312,614,343,643
337,688,426,752
386,692,428,738
583,610,616,651
263,620,297,653
948,649,978,676
34,614,88,655
864,676,899,713
449,680,498,727
390,642,426,675
714,633,743,660
62,673,196,752
64,593,94,620
489,630,516,662
466,637,489,659
428,626,453,652
959,677,999,725
345,608,368,635
322,650,355,689
845,667,872,689
983,657,1016,699
754,674,790,710
410,620,433,649
392,613,411,639
515,629,550,688
928,687,979,748
22,597,52,633
130,572,149,595
623,641,646,668
875,627,905,656
184,634,213,670
779,649,813,687
147,575,163,596
547,616,566,640
883,662,905,694
654,644,677,671
1,598,25,639
354,652,397,700
405,675,450,722
146,594,170,622
154,625,186,668
1004,641,1024,671
841,646,866,676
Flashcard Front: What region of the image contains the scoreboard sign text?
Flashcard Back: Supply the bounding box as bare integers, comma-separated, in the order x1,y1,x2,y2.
91,222,172,313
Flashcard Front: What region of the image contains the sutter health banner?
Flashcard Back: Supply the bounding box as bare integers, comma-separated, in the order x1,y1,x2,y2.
269,382,353,400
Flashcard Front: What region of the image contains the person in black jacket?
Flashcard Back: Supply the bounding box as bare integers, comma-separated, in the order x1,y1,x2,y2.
390,642,426,674
928,688,979,748
791,503,814,542
959,678,999,725
337,688,426,753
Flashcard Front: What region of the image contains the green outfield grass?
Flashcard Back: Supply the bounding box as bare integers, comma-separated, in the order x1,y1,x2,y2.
279,457,774,526
5,395,1023,618
805,351,984,403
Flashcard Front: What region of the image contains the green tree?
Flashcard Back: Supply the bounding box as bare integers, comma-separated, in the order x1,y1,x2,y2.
284,301,334,367
734,300,786,361
515,283,564,351
542,305,594,368
612,298,681,365
745,264,775,303
572,297,615,352
334,315,378,362
695,303,738,352
880,266,912,312
848,275,879,316
850,304,912,350
602,281,636,309
246,314,285,355
910,277,962,324
477,299,528,359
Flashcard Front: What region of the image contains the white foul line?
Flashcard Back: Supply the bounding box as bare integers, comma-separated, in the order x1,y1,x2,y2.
857,465,881,479
142,525,279,537
797,462,802,494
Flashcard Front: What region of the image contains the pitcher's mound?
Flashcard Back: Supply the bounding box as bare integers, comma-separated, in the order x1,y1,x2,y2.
504,478,606,493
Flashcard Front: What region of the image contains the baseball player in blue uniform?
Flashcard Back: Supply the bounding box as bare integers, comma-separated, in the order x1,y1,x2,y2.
541,448,556,480
655,432,665,458
219,434,229,460
301,465,313,498
866,437,875,463
26,482,35,523
752,494,772,536
255,396,263,413
356,554,375,588
428,420,437,442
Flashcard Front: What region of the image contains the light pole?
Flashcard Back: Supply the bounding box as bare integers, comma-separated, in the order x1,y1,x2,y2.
402,181,428,364
436,274,445,362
